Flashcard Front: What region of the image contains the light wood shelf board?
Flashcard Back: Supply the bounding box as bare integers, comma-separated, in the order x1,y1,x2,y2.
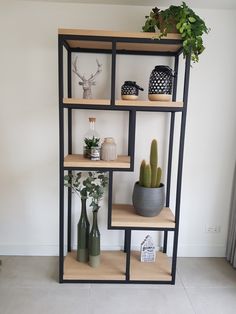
63,98,110,106
64,154,130,168
117,42,181,53
59,28,181,40
116,100,183,108
64,251,126,280
67,40,111,50
63,98,183,108
59,29,182,52
112,204,175,228
66,40,181,53
130,251,172,281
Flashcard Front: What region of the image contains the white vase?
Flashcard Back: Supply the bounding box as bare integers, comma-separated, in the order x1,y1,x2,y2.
101,137,117,161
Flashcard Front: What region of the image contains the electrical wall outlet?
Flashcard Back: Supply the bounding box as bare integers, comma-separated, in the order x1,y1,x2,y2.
205,225,221,233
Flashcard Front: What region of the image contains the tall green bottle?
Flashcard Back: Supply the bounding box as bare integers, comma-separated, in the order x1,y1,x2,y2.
77,198,90,262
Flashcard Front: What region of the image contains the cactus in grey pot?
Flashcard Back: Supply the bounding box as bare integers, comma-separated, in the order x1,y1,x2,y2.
139,139,162,188
133,138,165,217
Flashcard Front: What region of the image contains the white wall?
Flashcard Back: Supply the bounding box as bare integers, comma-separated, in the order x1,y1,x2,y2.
0,0,235,256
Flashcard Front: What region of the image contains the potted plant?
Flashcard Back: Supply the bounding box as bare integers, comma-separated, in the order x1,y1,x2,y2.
142,2,210,62
132,139,165,217
84,136,100,159
64,171,108,266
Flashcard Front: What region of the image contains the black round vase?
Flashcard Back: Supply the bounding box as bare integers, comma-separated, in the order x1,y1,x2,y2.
121,81,144,100
148,66,174,101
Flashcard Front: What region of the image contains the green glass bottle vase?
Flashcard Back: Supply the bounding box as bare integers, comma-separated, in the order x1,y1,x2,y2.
77,198,90,263
89,210,100,267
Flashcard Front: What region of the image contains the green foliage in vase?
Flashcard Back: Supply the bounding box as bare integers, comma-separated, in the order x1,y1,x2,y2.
64,171,108,211
138,139,162,188
84,136,100,149
142,2,210,62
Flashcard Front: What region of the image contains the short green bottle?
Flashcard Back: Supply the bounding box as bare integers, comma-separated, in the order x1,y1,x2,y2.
89,210,100,267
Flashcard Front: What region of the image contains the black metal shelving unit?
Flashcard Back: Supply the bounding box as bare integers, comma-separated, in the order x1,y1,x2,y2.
58,29,191,284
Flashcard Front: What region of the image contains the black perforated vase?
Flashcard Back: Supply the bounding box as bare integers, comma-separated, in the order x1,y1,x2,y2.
121,81,144,100
148,66,175,101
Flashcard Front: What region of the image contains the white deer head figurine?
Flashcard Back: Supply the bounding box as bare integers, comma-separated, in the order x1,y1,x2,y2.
72,56,102,99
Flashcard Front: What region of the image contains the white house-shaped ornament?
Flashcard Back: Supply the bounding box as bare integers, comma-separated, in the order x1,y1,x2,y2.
140,235,156,262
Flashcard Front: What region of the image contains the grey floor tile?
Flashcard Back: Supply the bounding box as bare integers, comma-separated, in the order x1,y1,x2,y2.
0,256,10,262
90,285,195,314
186,287,236,314
0,287,12,314
1,255,236,314
0,256,58,288
177,257,236,288
1,286,91,314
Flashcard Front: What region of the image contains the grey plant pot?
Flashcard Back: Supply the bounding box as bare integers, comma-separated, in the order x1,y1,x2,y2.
132,182,165,217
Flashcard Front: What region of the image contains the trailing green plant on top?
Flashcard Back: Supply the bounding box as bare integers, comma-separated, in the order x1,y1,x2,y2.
139,139,162,188
142,2,210,62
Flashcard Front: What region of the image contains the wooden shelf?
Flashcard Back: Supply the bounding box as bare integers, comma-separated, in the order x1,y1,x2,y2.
130,251,171,281
116,100,183,108
63,250,171,281
64,251,126,280
59,29,182,53
64,154,130,169
63,98,110,106
63,98,183,109
112,204,175,229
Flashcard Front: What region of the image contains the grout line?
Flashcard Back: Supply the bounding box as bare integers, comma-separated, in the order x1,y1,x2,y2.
88,284,93,314
176,267,197,314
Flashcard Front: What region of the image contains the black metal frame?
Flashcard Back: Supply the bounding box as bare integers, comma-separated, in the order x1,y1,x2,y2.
58,32,190,284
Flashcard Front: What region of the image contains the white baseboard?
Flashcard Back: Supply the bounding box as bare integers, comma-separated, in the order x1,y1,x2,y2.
0,244,226,257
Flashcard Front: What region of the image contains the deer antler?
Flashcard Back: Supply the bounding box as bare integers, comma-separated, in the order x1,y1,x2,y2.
72,56,85,81
88,59,102,82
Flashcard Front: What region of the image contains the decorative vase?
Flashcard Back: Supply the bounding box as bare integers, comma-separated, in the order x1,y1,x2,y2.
132,182,165,217
77,198,90,262
90,146,101,161
89,210,100,267
121,81,144,100
101,137,117,161
83,117,100,159
148,65,174,101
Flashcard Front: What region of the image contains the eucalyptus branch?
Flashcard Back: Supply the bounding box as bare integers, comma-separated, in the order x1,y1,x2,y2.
64,171,108,212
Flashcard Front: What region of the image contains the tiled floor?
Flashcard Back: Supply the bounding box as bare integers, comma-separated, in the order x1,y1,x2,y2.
0,256,236,314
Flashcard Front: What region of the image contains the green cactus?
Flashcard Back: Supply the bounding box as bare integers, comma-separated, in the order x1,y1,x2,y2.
139,160,146,186
150,139,158,187
138,139,162,188
156,167,162,188
143,164,151,188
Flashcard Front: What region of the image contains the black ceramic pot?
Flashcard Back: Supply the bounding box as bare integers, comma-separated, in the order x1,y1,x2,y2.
121,81,144,100
148,66,175,101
